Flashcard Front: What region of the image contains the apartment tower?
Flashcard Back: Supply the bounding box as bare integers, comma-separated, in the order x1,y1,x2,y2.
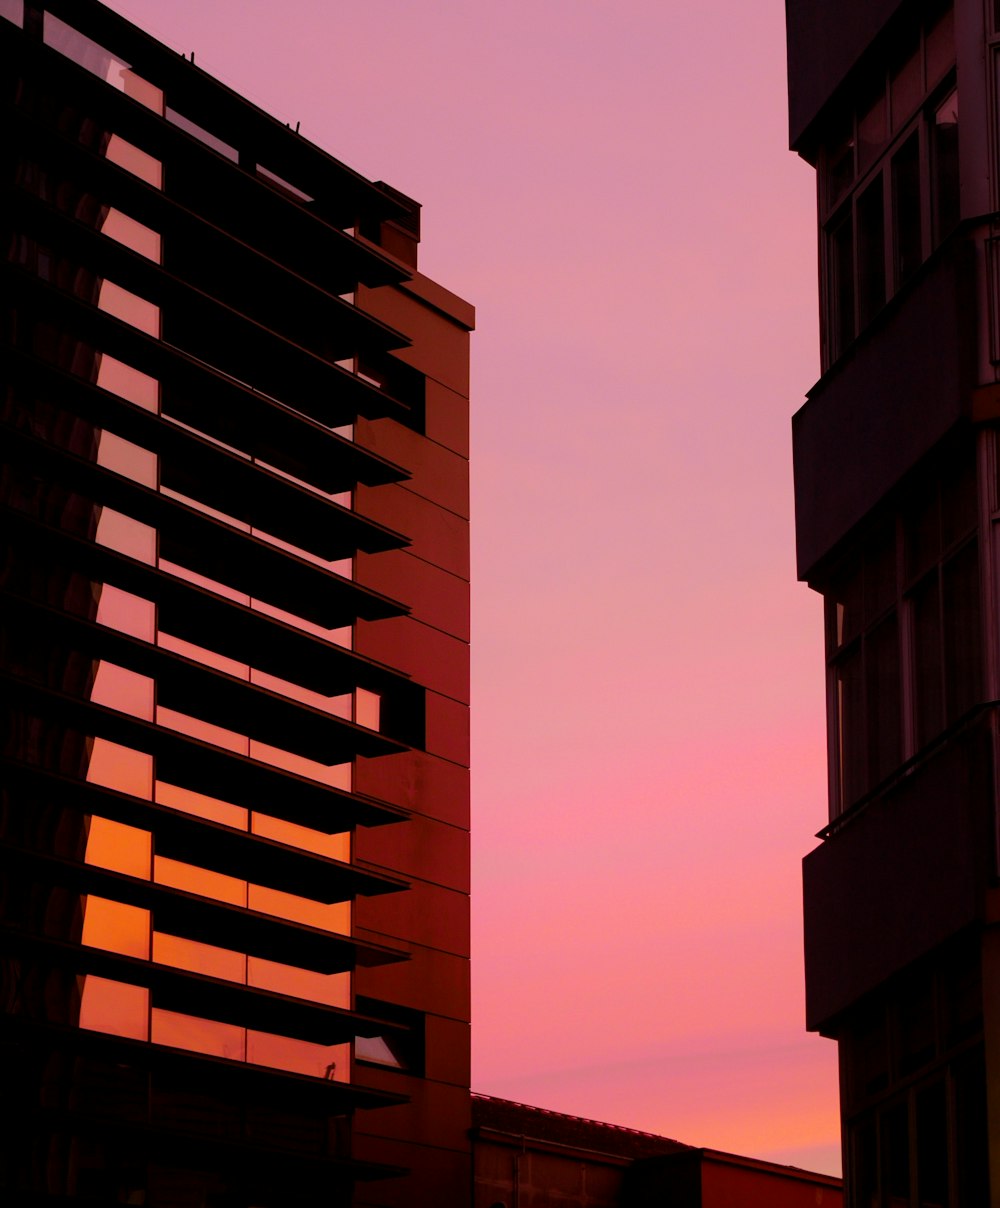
0,1,473,1203
786,0,1000,1201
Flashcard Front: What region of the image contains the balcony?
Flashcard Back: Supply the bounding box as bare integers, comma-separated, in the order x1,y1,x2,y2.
802,709,996,1033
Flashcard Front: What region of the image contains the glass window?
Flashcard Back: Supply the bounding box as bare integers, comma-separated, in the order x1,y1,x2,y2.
44,13,129,89
355,687,381,730
155,780,248,830
86,739,153,799
256,164,313,202
156,706,249,754
826,115,855,208
89,661,155,720
925,2,955,87
851,1120,878,1208
153,931,246,983
84,815,151,878
95,582,155,641
836,645,866,805
829,210,855,359
96,429,157,487
932,89,960,241
95,508,156,563
95,353,159,411
79,977,149,1040
248,958,349,1007
165,107,238,162
106,135,162,189
0,0,22,26
100,208,161,262
881,1103,911,1204
942,540,981,723
151,1009,246,1062
154,855,246,906
355,1034,405,1068
893,133,923,287
866,615,901,784
250,666,351,714
864,520,897,621
954,1052,990,1204
81,896,150,959
916,1083,949,1207
43,15,164,114
890,35,922,131
97,278,160,338
246,1032,349,1081
857,178,886,330
858,83,888,174
912,572,944,746
940,444,976,548
248,883,351,933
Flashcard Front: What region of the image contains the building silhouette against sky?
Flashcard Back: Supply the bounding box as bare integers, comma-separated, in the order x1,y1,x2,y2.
786,0,998,1200
1,0,473,1202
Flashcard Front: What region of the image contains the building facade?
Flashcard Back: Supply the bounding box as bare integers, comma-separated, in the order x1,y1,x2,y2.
471,1096,843,1208
786,0,1000,1201
0,1,473,1203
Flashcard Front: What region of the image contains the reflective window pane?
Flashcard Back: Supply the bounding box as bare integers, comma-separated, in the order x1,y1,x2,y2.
79,976,149,1040
246,1032,348,1081
96,429,157,486
97,278,160,338
153,931,246,983
95,583,155,642
932,89,960,241
95,507,156,563
81,896,150,958
90,661,154,720
84,816,151,878
154,855,246,907
100,207,161,262
86,739,153,799
155,780,248,830
151,1008,246,1061
106,135,162,189
893,133,923,287
95,353,159,411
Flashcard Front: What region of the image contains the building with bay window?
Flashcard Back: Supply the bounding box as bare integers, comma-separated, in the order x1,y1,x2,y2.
787,0,1000,1200
0,1,473,1203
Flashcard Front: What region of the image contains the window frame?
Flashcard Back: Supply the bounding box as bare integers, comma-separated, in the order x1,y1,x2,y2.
816,5,957,369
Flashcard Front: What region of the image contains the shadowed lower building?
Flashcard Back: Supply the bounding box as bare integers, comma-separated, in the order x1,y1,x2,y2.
471,1095,843,1208
0,1,473,1203
785,0,1000,1201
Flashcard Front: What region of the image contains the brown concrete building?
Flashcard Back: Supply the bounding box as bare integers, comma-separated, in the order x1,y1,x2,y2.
786,0,998,1201
472,1096,843,1208
0,0,471,1203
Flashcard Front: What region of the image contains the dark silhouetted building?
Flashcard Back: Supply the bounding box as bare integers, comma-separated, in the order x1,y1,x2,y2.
471,1095,843,1208
1,0,472,1203
786,0,997,1200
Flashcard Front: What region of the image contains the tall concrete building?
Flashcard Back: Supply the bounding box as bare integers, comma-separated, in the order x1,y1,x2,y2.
0,1,473,1203
786,0,999,1200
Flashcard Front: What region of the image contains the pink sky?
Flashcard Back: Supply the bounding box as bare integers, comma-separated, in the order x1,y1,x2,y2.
103,0,839,1175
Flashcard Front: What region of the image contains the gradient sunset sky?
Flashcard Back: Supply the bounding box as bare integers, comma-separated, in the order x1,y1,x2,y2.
101,0,839,1175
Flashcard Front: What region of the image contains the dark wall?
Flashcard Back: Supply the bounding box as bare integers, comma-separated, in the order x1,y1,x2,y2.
352,274,473,1207
786,0,905,150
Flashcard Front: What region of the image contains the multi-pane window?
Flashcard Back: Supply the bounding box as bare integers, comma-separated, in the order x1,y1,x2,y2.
818,1,959,368
824,445,980,815
841,944,988,1208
